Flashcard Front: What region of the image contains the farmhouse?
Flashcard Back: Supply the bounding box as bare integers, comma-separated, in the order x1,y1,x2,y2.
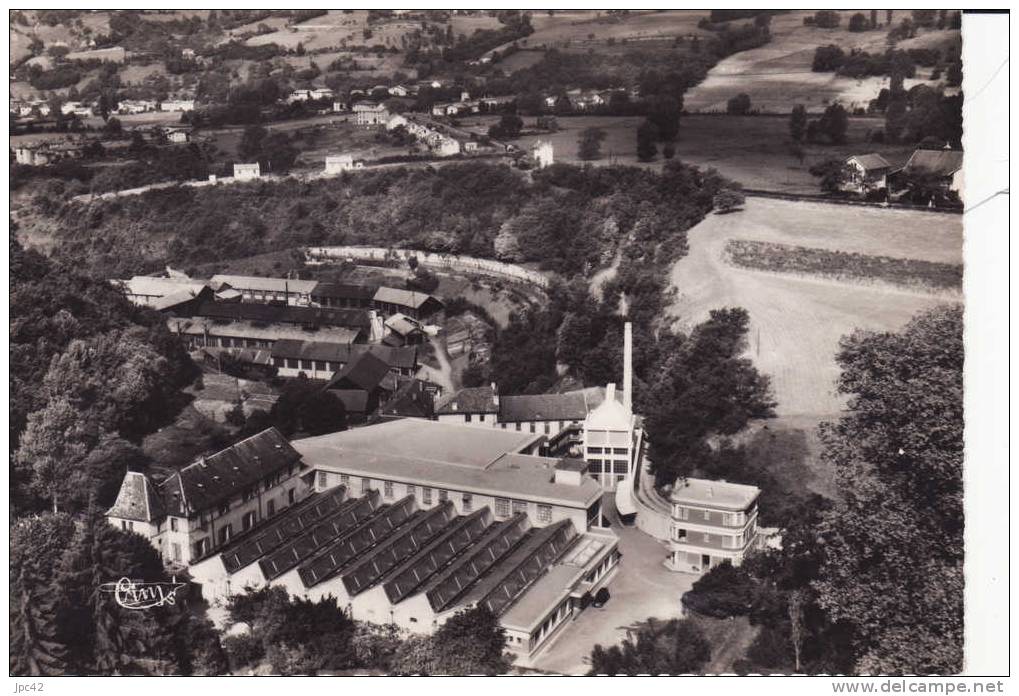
895,147,965,194
118,99,157,114
233,163,261,180
843,153,892,193
160,99,195,112
324,154,362,173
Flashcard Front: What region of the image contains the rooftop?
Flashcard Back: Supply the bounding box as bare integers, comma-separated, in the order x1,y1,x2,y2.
326,351,394,392
270,340,418,370
116,275,209,299
168,317,362,346
211,275,318,295
848,153,892,170
160,428,303,516
107,471,164,522
670,477,761,511
292,421,600,508
902,148,964,176
190,300,371,329
435,385,499,415
373,286,441,311
310,282,378,301
500,392,590,423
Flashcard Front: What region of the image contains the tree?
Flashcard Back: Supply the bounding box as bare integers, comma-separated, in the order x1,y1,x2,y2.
817,103,849,144
428,606,509,675
589,618,710,675
636,119,658,162
103,117,123,136
814,306,963,674
808,159,849,194
577,127,607,160
848,13,869,32
812,45,845,72
713,189,745,213
487,113,523,139
641,308,775,487
681,561,756,618
789,104,807,142
259,132,298,174
265,377,348,437
10,513,76,676
662,142,676,159
726,93,752,115
647,94,680,142
238,123,268,162
813,10,841,28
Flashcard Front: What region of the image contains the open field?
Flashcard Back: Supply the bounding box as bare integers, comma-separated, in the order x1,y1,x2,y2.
668,196,962,421
459,114,915,193
685,11,960,113
486,9,712,58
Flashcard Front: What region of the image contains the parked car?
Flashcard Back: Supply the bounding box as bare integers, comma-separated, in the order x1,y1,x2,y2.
592,588,611,608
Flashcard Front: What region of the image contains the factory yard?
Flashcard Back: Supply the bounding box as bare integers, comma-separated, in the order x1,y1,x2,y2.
668,196,962,420
530,495,695,675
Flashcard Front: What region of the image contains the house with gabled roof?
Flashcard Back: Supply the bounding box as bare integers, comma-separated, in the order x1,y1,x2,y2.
106,428,312,569
843,152,893,193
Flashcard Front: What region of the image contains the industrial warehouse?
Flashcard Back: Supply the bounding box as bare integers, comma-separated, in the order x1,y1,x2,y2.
109,420,619,662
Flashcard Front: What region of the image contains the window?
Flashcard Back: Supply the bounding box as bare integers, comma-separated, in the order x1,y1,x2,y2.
702,533,710,543
588,460,602,474
242,511,256,531
500,423,507,429
529,422,536,433
438,489,448,502
194,538,208,558
340,474,350,486
462,493,473,512
288,488,296,505
465,413,472,423
675,507,689,520
588,447,603,454
219,524,232,546
676,528,687,541
171,543,182,562
318,472,329,489
544,422,550,434
702,510,710,521
361,477,371,493
407,484,416,498
423,487,433,505
495,497,510,517
267,500,276,517
170,518,178,532
512,499,528,515
384,481,394,499
613,447,629,455
515,422,521,432
537,504,552,523
613,461,629,474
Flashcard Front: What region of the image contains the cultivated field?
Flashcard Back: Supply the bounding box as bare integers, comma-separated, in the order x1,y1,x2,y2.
684,11,961,113
485,9,712,58
458,114,916,193
668,196,962,420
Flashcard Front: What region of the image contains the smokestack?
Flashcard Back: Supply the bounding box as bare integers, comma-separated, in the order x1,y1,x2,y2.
623,321,633,414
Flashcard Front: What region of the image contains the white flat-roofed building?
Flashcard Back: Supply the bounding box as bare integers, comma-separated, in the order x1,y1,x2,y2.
233,162,260,180
296,419,605,534
325,154,360,173
667,478,761,575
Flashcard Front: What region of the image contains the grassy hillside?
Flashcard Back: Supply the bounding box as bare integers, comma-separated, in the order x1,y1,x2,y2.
684,10,962,113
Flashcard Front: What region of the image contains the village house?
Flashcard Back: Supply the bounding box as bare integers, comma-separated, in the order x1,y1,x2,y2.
325,154,363,173
893,147,965,195
388,84,413,97
160,99,195,112
382,312,426,347
324,351,400,421
332,100,350,113
60,101,94,117
353,101,390,126
666,478,761,575
164,127,191,143
372,286,444,320
118,99,158,114
842,153,892,193
233,162,261,180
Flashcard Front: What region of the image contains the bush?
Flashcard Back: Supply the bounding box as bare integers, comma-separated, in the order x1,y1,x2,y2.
681,561,757,618
848,13,869,32
223,633,266,670
813,10,841,28
726,93,752,115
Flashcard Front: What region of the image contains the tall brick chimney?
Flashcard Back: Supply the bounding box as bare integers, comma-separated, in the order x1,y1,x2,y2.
624,321,633,414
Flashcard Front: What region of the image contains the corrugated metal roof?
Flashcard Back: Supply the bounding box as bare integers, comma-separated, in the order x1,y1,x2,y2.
211,274,318,295
373,286,439,310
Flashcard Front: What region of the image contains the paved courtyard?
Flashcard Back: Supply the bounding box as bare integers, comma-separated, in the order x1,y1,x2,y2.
529,495,697,675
